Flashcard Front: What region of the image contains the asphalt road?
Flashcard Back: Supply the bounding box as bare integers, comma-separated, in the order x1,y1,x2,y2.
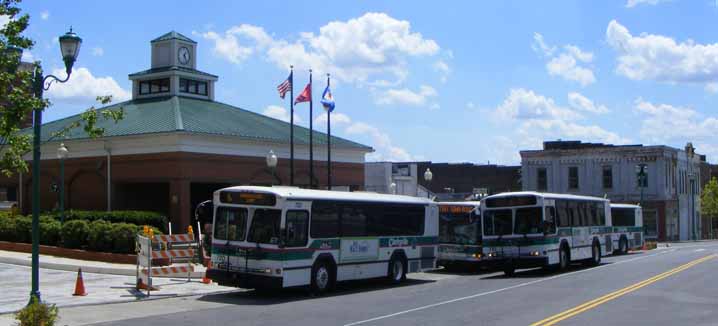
68,242,717,326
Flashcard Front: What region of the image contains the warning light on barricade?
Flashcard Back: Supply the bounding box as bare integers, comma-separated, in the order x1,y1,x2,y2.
148,228,154,239
188,225,194,235
143,225,149,236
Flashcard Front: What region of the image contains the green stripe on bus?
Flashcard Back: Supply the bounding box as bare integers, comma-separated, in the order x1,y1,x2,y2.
483,237,559,247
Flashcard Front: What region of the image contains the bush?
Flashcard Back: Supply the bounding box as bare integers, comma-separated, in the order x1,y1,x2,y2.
13,216,32,243
56,210,168,232
39,219,62,246
110,223,139,254
87,220,113,252
15,297,59,326
61,220,90,249
0,214,17,242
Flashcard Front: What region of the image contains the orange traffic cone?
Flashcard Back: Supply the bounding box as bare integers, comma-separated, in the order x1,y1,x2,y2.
73,268,87,296
137,278,158,291
201,261,212,284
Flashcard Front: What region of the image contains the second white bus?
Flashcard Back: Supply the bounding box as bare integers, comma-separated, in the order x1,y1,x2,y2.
481,192,612,276
610,203,644,254
437,202,482,270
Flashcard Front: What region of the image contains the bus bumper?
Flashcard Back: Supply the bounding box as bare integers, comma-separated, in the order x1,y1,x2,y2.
482,256,549,270
206,269,283,289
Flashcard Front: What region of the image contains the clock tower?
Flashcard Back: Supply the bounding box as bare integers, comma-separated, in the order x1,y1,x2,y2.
128,31,218,100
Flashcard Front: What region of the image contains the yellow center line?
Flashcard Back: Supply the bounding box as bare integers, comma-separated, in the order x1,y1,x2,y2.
530,254,717,326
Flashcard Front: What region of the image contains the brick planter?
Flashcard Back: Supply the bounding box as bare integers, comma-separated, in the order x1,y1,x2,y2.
0,241,136,264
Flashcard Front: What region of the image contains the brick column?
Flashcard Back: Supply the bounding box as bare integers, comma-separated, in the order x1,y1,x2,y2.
169,179,191,234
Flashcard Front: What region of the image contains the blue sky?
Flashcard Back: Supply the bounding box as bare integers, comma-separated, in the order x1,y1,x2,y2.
14,0,718,164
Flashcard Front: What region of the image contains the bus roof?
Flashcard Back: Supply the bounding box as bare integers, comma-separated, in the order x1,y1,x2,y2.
484,191,608,202
215,185,434,205
610,203,641,209
437,201,481,206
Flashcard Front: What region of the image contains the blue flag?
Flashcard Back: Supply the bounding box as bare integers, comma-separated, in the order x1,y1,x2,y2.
321,85,335,112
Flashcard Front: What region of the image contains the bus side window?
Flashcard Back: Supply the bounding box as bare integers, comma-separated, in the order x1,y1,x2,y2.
556,200,569,227
544,206,557,234
285,210,309,247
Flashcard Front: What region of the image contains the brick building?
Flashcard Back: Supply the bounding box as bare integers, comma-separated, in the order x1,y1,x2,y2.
0,32,372,232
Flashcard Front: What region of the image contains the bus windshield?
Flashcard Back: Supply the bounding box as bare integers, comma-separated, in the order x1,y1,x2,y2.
214,206,248,241
514,207,543,234
440,211,480,245
483,209,513,236
248,209,282,244
611,208,636,227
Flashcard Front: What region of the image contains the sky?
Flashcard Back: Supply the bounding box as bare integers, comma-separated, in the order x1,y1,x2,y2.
10,0,718,165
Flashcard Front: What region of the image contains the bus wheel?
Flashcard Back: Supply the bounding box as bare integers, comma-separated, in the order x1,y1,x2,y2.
503,265,515,277
559,246,570,271
589,242,601,266
311,260,335,295
387,255,407,284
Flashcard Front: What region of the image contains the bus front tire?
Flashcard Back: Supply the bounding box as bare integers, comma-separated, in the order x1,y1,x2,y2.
503,265,515,277
558,246,570,271
387,255,407,284
619,237,628,255
588,241,601,266
311,260,335,295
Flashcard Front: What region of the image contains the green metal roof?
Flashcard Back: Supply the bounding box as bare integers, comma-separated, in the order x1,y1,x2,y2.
128,66,218,78
151,31,196,44
35,96,373,151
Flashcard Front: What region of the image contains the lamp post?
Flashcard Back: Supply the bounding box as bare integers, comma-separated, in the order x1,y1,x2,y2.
56,143,68,223
24,28,82,303
266,150,278,185
635,164,647,208
423,168,433,199
389,182,396,195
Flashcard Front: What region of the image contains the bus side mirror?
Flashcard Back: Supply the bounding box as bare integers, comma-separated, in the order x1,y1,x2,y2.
278,228,286,248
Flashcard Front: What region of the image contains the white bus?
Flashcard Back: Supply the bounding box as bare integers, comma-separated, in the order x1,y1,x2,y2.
207,186,438,293
610,204,644,254
437,202,483,270
481,192,612,276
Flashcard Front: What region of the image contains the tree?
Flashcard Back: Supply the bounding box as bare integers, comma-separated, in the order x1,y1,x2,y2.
701,177,718,237
0,0,123,177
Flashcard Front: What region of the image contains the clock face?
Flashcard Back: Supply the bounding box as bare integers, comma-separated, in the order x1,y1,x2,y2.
178,47,191,65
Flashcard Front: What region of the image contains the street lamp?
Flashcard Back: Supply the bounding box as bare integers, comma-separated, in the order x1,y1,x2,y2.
635,164,647,208
424,168,433,199
686,143,696,240
266,150,278,185
56,143,68,223
24,28,82,304
389,182,396,195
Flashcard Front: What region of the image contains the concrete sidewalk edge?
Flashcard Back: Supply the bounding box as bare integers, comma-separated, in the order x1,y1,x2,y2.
0,255,206,278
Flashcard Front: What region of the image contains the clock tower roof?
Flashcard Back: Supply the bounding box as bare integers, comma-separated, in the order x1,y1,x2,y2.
151,31,196,44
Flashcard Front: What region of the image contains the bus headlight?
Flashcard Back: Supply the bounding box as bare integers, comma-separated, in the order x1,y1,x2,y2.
529,251,541,257
487,252,497,258
472,253,482,260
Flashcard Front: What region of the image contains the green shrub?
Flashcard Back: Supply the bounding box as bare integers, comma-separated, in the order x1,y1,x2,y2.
15,297,59,326
13,216,32,243
56,210,168,232
87,220,113,252
110,223,139,254
61,220,90,249
0,214,16,242
39,219,62,246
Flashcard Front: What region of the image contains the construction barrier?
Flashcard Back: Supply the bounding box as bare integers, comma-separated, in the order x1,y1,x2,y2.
136,226,199,296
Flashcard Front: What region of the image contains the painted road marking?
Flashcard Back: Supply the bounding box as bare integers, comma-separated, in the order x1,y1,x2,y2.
342,250,670,326
694,248,706,252
530,254,717,326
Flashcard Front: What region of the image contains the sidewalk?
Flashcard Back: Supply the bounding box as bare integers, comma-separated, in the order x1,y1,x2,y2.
0,250,239,317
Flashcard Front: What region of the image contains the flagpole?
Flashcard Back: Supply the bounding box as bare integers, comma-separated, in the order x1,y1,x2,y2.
289,66,294,186
326,74,332,191
309,69,314,189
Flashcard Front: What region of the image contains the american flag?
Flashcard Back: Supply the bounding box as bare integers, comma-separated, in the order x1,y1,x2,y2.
277,72,292,99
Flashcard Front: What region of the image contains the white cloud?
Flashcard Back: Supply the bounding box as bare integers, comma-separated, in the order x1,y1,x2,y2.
375,85,437,107
91,47,104,56
489,89,628,163
531,32,556,57
199,13,441,86
706,83,718,94
0,15,9,28
345,121,413,161
567,92,609,114
314,112,351,125
606,20,718,90
494,88,582,121
40,10,49,20
195,30,254,64
533,33,596,86
262,105,302,124
433,60,450,83
20,50,34,62
625,0,667,8
634,98,718,142
46,67,131,104
466,101,475,109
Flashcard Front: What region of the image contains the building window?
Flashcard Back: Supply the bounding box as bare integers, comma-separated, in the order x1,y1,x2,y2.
568,167,579,189
180,78,208,95
139,78,170,95
602,165,613,189
537,168,547,191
